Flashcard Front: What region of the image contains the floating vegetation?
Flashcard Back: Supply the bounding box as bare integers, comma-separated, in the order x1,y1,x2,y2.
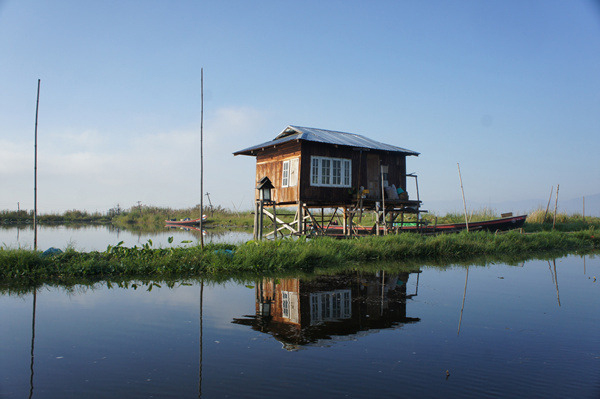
1,230,598,287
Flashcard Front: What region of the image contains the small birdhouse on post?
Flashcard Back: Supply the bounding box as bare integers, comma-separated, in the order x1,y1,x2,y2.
254,177,275,240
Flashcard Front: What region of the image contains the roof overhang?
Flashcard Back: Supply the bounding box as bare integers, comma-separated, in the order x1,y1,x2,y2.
233,125,420,157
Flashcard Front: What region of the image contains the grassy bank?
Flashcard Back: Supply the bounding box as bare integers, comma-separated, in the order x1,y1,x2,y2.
3,205,599,232
0,205,255,228
1,230,597,284
0,209,111,224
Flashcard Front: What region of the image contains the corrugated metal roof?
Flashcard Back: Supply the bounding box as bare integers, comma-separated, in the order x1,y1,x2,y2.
233,125,419,156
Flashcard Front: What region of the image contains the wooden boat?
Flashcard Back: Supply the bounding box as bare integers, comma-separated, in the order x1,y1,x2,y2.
399,214,527,233
317,214,527,236
165,215,207,227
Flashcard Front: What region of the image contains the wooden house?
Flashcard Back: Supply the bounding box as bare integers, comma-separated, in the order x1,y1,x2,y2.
234,125,424,238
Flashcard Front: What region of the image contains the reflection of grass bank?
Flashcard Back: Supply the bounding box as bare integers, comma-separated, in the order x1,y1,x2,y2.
1,230,597,284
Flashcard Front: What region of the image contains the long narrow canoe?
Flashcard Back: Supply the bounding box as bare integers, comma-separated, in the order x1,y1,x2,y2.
319,214,527,236
165,215,207,227
400,214,527,233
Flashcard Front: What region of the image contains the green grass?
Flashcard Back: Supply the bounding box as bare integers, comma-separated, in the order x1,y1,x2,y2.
1,230,597,287
4,204,599,233
0,209,111,224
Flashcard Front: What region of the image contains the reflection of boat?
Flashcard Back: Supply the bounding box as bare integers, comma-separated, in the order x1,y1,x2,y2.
232,271,420,349
165,224,206,234
165,215,207,226
319,214,527,236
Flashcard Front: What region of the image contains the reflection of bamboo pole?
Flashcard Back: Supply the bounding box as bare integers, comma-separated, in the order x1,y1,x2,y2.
553,259,561,307
29,290,37,399
415,273,420,296
547,261,555,285
458,266,469,335
380,270,385,316
457,163,469,232
199,281,203,398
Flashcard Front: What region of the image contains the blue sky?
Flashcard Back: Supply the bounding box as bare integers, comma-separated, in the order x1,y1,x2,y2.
1,0,599,214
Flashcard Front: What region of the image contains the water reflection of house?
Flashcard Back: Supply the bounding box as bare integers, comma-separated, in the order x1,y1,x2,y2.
232,271,420,350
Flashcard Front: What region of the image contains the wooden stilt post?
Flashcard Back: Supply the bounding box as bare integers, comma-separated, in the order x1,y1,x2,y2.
375,205,380,236
297,202,304,236
258,200,264,240
348,208,353,237
273,203,277,239
253,201,259,240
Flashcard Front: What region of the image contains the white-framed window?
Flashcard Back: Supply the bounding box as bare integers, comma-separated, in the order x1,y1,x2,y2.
282,161,290,187
282,158,299,188
310,156,352,188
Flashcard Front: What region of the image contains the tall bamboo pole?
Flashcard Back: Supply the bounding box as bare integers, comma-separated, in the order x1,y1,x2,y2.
33,79,40,250
552,184,559,230
381,164,386,235
199,69,204,248
457,163,469,232
544,186,553,222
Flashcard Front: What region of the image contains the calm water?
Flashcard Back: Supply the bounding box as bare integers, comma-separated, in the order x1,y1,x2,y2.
1,255,599,398
0,225,252,251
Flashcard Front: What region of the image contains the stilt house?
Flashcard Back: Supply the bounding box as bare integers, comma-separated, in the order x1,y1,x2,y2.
233,125,424,238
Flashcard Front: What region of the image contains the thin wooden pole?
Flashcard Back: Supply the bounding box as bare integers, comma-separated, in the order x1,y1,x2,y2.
258,201,264,240
297,202,303,236
273,203,277,239
253,201,259,240
582,196,585,222
199,68,204,248
457,163,469,232
552,184,559,230
381,164,386,235
33,79,40,250
544,186,553,222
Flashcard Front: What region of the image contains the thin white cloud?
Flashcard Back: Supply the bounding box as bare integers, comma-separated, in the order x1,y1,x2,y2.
0,106,266,212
